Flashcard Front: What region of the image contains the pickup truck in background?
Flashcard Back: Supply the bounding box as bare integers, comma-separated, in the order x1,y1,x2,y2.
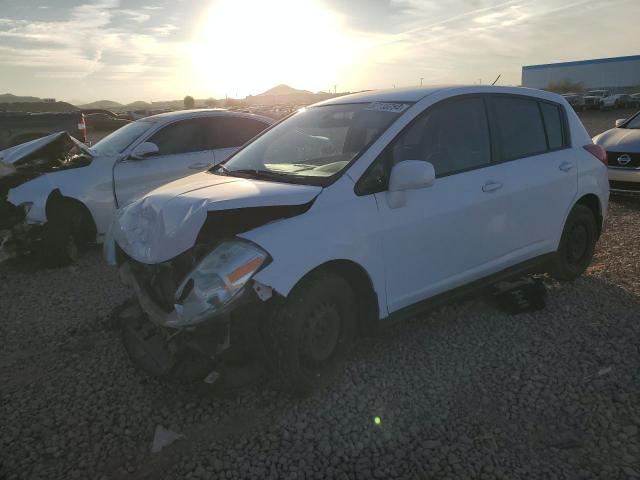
582,90,631,110
0,112,87,150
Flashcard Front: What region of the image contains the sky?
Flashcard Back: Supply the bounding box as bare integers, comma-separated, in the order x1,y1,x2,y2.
0,0,638,104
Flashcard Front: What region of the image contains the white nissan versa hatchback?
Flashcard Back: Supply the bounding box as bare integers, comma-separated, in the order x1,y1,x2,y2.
106,86,609,393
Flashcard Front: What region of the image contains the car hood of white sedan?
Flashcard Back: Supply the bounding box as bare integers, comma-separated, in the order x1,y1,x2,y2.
593,127,640,151
0,131,92,178
112,171,322,264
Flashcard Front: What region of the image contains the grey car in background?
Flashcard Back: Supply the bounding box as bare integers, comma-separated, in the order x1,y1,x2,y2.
593,111,640,195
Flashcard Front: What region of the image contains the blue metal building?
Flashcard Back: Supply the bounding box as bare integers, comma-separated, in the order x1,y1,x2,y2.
522,55,640,90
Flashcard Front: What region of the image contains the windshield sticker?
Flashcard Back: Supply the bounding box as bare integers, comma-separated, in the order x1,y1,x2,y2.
365,102,410,114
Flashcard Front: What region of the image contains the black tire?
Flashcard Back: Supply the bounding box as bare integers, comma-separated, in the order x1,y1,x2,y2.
549,205,597,281
39,201,91,267
268,271,357,395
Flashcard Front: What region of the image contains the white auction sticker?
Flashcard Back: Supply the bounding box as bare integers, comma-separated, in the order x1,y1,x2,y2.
365,102,411,113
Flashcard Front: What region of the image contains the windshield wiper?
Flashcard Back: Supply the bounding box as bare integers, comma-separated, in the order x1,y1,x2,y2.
228,168,294,178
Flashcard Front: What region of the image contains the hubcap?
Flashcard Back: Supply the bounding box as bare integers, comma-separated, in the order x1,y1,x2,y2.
566,223,588,264
302,303,340,366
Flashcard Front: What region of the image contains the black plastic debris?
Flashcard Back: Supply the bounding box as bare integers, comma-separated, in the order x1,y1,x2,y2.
488,276,547,314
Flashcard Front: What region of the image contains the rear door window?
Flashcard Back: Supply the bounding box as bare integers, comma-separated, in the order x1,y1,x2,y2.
147,119,207,155
491,97,547,160
206,117,270,149
539,102,565,150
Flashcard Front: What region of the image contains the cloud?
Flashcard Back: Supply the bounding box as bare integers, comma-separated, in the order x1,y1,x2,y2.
0,0,184,88
336,0,640,89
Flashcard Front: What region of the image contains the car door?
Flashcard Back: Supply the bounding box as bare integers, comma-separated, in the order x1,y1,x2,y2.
486,96,577,259
113,118,213,207
203,116,271,164
370,96,512,313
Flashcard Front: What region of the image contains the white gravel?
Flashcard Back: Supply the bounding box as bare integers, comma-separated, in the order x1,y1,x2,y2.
1,199,640,480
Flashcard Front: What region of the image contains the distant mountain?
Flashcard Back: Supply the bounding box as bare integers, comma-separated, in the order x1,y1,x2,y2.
0,93,44,103
124,101,152,110
256,84,312,96
246,84,346,106
0,102,78,113
77,100,123,109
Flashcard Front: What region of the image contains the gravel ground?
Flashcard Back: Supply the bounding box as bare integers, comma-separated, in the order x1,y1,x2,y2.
1,115,640,480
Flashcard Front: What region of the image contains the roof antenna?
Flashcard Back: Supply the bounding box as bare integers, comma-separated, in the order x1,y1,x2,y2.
491,74,501,86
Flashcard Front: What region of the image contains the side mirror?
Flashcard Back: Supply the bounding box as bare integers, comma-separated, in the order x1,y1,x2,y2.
615,118,626,128
387,160,435,208
130,141,159,160
389,160,435,191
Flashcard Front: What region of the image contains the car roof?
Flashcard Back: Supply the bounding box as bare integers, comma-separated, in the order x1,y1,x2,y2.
312,85,565,107
141,109,274,124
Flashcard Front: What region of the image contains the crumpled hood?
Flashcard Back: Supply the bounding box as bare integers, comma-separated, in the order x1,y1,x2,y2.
593,128,640,151
0,131,91,178
112,171,321,264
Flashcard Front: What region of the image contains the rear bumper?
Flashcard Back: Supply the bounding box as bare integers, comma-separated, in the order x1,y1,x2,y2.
608,167,640,195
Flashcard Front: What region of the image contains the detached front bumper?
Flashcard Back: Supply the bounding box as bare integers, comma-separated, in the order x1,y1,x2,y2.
608,167,640,195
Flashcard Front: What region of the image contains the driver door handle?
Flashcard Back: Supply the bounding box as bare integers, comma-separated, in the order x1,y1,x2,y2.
559,161,574,172
482,181,503,193
188,162,210,170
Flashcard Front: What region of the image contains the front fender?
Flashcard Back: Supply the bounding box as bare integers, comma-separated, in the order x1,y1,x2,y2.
240,179,388,318
6,175,55,224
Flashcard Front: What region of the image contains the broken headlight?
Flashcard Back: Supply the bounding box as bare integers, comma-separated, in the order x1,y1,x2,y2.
172,239,269,327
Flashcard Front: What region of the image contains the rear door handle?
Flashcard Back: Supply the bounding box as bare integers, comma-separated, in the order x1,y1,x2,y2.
188,162,210,170
559,161,574,172
482,181,503,193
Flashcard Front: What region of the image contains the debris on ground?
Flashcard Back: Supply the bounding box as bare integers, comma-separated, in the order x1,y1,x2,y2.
151,425,185,453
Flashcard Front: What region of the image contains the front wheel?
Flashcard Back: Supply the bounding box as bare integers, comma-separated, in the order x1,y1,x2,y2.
548,205,597,281
268,271,357,395
39,201,92,267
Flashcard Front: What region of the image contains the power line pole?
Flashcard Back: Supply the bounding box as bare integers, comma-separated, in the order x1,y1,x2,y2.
420,77,424,86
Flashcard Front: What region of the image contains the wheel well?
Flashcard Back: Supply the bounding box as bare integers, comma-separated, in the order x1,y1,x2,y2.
575,193,602,237
297,260,380,336
45,190,97,243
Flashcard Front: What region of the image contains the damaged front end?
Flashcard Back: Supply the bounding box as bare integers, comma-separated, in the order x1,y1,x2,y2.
0,132,92,261
115,240,276,387
107,173,318,386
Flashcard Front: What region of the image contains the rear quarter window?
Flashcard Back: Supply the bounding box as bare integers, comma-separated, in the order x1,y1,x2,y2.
539,102,565,149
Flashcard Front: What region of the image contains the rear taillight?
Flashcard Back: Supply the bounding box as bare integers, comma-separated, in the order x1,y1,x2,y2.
583,144,607,166
78,114,87,143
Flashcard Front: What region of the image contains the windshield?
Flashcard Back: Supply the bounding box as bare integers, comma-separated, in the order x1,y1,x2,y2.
216,102,409,184
625,113,640,129
89,120,154,156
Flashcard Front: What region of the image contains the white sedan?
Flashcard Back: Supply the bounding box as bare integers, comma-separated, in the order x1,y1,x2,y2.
0,109,273,264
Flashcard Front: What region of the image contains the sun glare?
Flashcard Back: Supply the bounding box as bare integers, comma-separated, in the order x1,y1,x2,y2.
188,0,356,97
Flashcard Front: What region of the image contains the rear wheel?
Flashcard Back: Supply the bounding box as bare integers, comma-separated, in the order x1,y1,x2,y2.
548,205,597,281
268,272,357,395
